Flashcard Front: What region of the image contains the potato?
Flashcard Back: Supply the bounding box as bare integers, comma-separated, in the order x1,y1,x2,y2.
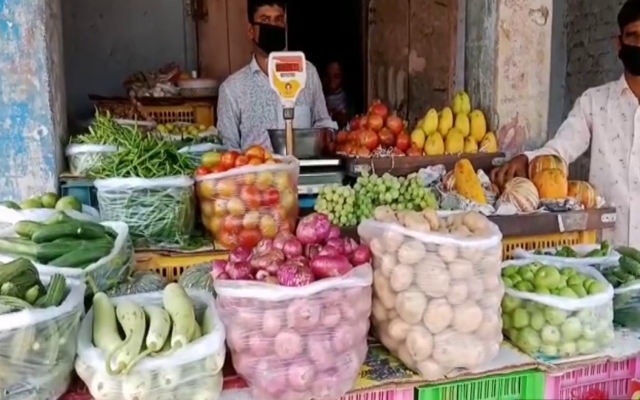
466,277,485,301
406,326,433,362
416,358,445,380
451,225,472,238
448,259,473,280
446,280,469,305
462,211,490,232
422,298,453,334
371,298,388,322
389,264,414,292
433,330,485,369
401,212,432,234
474,311,501,339
388,309,398,320
437,244,458,262
373,270,396,309
378,253,397,277
383,230,405,252
374,205,397,222
483,274,501,291
460,245,483,261
452,301,483,333
395,289,427,324
369,238,385,257
397,240,426,264
396,344,416,368
387,318,412,341
415,264,450,298
421,209,440,230
378,322,401,351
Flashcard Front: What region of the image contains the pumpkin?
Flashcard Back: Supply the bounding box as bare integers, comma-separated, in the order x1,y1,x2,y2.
442,170,456,192
105,271,166,297
178,263,215,294
532,168,568,200
528,154,568,180
568,180,598,208
499,177,540,212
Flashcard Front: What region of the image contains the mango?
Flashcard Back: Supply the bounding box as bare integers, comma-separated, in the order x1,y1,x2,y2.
444,128,464,154
421,109,439,134
424,132,445,156
479,132,498,153
463,136,478,153
452,93,464,115
454,113,470,137
469,110,487,142
438,107,454,136
461,92,472,114
410,128,427,149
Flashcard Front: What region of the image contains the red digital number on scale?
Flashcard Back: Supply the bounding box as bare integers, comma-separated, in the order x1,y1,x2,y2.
275,62,301,73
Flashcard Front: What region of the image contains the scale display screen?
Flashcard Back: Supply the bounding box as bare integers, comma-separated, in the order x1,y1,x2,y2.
275,62,302,73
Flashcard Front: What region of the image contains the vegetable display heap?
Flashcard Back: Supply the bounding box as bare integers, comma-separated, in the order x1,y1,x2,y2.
501,261,614,358
1,193,84,213
315,172,437,227
360,208,503,380
533,242,611,258
601,246,640,328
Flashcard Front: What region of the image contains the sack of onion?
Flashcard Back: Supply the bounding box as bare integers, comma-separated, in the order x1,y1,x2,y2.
214,213,373,400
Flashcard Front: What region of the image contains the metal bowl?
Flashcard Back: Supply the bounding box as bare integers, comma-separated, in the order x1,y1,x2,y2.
267,128,333,159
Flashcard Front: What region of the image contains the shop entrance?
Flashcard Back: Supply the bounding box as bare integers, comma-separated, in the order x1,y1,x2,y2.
286,0,367,115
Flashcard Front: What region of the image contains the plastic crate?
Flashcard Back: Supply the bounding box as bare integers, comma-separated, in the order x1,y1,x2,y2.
545,356,640,400
341,387,414,400
135,251,228,282
143,103,215,126
298,195,317,209
418,369,544,400
60,179,98,209
502,230,597,260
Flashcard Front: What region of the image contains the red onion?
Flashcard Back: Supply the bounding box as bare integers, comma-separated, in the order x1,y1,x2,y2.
276,263,315,286
310,255,353,279
282,237,303,259
319,246,341,256
296,212,331,245
249,250,285,271
287,362,316,392
273,231,294,250
304,244,321,258
230,246,252,263
324,237,345,253
253,238,273,256
350,245,372,266
255,270,270,281
343,237,358,255
217,272,230,280
226,261,253,280
288,256,309,267
328,226,341,239
211,260,227,279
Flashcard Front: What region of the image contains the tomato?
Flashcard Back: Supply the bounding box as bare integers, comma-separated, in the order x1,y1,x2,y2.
227,198,246,216
197,181,216,199
273,172,291,191
239,185,261,209
222,215,243,233
209,216,223,233
201,151,222,168
243,211,261,229
216,179,237,198
395,132,410,152
238,228,262,248
212,198,227,216
255,172,275,190
259,215,278,238
217,230,237,249
248,157,263,166
243,173,257,186
211,165,228,173
245,145,266,160
220,151,240,170
234,155,250,167
261,188,280,206
280,188,297,211
271,205,287,223
200,200,214,216
195,167,211,177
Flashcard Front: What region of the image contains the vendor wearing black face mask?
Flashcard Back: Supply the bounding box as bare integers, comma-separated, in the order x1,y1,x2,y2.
216,0,336,152
492,0,640,247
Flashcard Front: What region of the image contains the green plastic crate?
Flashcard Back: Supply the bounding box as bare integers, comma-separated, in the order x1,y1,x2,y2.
417,370,544,400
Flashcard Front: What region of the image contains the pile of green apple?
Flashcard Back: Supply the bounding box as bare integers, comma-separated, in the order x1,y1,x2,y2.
501,262,615,358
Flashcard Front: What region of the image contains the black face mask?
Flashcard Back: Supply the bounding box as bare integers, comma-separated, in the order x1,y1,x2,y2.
253,23,286,54
619,41,640,76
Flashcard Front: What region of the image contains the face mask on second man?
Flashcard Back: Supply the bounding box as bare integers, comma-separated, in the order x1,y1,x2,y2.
253,23,286,54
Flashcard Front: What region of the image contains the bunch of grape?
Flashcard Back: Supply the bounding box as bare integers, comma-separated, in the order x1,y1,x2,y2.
355,172,438,216
314,183,358,227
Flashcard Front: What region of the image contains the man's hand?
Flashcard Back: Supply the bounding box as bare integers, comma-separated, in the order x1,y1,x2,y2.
493,154,529,189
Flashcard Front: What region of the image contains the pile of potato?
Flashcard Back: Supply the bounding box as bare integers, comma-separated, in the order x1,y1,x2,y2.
357,208,504,380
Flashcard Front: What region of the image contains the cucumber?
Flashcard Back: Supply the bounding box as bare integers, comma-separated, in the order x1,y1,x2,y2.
34,274,67,308
9,325,36,363
0,238,39,259
617,246,640,263
44,212,73,225
48,242,113,268
36,240,86,263
31,221,107,243
621,256,640,277
14,221,44,239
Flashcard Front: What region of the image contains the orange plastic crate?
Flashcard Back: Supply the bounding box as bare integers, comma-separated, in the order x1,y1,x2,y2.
502,230,597,260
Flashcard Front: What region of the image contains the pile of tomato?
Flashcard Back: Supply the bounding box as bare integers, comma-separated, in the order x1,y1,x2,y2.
195,146,299,250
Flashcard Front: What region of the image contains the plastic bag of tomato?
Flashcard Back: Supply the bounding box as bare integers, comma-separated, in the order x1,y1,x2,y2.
195,146,300,250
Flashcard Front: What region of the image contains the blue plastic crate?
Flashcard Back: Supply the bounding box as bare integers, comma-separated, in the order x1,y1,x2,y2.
298,195,317,209
60,178,98,209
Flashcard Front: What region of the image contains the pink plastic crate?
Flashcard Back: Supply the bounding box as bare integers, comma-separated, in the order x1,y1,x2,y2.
544,356,640,399
341,387,414,400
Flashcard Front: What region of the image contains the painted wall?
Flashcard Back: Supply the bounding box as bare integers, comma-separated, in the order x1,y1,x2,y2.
0,0,66,201
61,0,197,124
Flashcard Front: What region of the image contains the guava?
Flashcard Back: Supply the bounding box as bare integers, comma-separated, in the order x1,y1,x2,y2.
40,192,58,208
530,310,546,331
560,268,576,277
581,324,597,340
559,341,578,357
597,328,615,346
534,266,562,289
502,314,512,330
515,281,534,292
502,277,514,288
576,339,596,355
587,281,609,295
501,295,522,312
576,309,596,324
502,266,519,277
517,327,541,353
558,287,579,298
529,262,543,272
560,317,583,341
540,344,559,357
506,328,520,342
567,275,585,287
518,268,535,282
534,286,550,295
510,274,522,284
512,308,530,329
544,307,567,326
541,325,561,344
55,196,82,212
20,198,42,209
556,276,568,289
569,284,587,297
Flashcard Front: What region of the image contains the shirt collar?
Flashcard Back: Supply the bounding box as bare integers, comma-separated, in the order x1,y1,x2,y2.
617,74,634,98
250,56,263,75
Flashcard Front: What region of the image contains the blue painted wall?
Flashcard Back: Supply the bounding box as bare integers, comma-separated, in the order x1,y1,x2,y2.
0,0,65,201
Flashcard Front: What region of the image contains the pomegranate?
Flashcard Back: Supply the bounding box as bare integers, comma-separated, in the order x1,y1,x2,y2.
356,147,371,157
349,115,362,130
369,100,389,120
386,113,404,135
391,147,405,156
365,114,384,132
336,131,348,144
395,132,410,152
360,129,379,151
406,146,422,156
378,128,395,148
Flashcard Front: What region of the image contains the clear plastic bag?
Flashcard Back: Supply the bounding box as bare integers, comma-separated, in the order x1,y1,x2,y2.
0,275,85,398
94,176,196,248
195,157,299,250
357,215,504,380
0,221,134,292
0,204,100,229
178,143,226,166
512,244,620,266
597,262,640,328
65,144,119,176
501,259,615,359
76,289,226,400
214,264,372,400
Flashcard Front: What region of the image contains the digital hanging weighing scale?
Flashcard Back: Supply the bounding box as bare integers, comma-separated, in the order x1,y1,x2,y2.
267,52,344,208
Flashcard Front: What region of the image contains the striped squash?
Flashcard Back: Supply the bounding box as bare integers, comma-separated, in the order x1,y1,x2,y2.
499,177,540,212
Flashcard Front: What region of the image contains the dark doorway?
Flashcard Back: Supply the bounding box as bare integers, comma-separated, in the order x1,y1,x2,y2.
286,0,367,116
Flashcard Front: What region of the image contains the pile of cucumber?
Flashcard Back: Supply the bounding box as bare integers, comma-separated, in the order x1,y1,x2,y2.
0,212,116,269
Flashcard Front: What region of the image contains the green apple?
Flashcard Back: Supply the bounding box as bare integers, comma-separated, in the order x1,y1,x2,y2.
534,286,551,295
503,314,512,330
561,317,583,341
506,328,520,342
558,287,579,298
501,295,522,312
530,310,546,331
586,281,609,295
512,308,531,329
583,278,597,289
556,276,568,289
560,267,576,277
529,262,543,273
534,266,562,289
518,268,535,282
502,265,519,277
517,327,542,353
559,341,578,357
541,325,561,344
540,344,559,357
567,275,585,287
569,284,588,297
544,307,568,325
502,276,514,288
510,274,522,284
515,281,534,292
581,325,597,340
597,328,615,346
575,309,596,324
576,339,597,355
